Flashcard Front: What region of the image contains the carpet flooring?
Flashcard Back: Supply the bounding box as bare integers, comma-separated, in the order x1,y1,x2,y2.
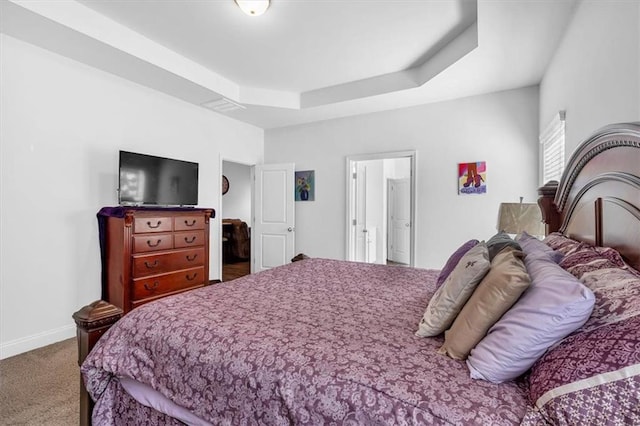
0,265,247,425
0,338,78,425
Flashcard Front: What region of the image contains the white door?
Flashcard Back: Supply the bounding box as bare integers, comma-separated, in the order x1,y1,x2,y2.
388,178,410,264
354,163,368,262
252,163,295,273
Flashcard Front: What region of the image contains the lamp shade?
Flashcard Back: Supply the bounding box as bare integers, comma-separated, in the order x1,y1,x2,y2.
497,202,544,236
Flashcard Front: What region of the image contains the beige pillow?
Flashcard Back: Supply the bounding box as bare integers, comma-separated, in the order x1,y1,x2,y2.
438,246,530,360
416,243,490,337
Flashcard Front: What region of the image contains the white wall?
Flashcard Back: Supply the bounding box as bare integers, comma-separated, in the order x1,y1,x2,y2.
540,0,640,155
221,161,252,224
384,158,411,181
0,35,264,358
265,86,540,269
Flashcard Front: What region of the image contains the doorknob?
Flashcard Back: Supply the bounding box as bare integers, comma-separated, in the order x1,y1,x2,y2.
287,227,294,232
405,223,410,227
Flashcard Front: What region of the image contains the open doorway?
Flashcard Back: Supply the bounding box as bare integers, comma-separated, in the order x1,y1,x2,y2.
221,160,252,282
346,151,416,266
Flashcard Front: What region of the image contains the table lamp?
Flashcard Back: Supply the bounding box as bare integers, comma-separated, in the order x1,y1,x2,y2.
497,197,545,237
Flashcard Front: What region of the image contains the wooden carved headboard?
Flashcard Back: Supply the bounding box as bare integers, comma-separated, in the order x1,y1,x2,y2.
538,122,640,271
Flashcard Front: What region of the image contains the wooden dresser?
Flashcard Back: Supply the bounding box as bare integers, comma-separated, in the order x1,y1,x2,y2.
100,208,214,313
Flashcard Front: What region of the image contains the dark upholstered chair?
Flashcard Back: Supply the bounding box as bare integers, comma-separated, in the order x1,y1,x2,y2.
222,219,250,262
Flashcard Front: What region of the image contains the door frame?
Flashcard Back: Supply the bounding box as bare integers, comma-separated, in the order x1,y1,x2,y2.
219,157,255,280
345,150,417,266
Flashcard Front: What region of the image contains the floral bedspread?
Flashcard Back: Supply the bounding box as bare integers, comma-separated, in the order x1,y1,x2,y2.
82,258,529,425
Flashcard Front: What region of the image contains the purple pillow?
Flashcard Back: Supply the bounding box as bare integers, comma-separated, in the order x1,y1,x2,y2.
517,231,563,263
435,239,479,287
466,251,594,383
542,232,580,255
527,314,640,424
577,267,640,333
559,242,626,279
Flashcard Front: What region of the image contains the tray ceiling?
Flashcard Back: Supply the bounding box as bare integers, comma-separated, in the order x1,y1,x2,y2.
0,0,577,129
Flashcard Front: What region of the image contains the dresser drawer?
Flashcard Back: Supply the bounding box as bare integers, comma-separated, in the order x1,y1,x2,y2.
174,215,205,231
130,287,205,310
103,207,213,314
133,216,173,234
132,248,205,278
132,233,173,253
174,231,205,249
132,267,205,300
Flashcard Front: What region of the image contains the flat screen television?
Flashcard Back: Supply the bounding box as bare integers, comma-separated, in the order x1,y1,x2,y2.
118,151,199,206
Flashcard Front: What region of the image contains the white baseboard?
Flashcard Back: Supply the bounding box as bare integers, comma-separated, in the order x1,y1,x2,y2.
0,323,76,360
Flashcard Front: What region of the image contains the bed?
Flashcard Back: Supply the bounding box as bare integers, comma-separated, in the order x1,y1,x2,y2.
75,122,640,425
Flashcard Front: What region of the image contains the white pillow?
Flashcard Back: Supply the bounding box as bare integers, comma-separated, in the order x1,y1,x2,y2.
416,243,490,337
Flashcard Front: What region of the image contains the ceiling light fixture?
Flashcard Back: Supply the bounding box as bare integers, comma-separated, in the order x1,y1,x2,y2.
235,0,270,17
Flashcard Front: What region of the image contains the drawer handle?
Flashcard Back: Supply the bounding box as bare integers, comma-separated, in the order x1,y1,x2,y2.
186,254,198,262
147,220,162,229
144,281,159,291
147,239,162,247
184,219,197,227
186,273,197,281
184,236,197,244
144,260,159,269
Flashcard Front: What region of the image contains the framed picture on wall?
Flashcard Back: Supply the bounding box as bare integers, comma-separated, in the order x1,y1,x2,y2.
458,161,486,195
295,170,315,201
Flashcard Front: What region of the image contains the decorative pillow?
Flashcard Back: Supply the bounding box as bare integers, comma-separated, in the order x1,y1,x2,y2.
438,247,530,360
466,251,594,383
516,231,563,263
543,232,581,255
593,245,628,264
416,243,490,337
526,314,640,425
559,242,626,279
577,267,640,333
594,246,640,277
435,239,480,287
486,231,521,260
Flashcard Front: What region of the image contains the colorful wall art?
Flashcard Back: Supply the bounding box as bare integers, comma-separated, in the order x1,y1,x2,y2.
458,162,487,195
295,170,315,201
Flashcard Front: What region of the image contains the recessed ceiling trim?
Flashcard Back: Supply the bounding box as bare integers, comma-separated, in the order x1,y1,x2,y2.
3,0,479,112
300,21,478,109
1,0,577,129
301,71,420,109
239,86,300,110
6,0,240,101
413,22,479,86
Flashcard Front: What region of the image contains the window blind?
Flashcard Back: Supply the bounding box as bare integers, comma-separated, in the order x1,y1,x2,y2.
540,111,566,184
